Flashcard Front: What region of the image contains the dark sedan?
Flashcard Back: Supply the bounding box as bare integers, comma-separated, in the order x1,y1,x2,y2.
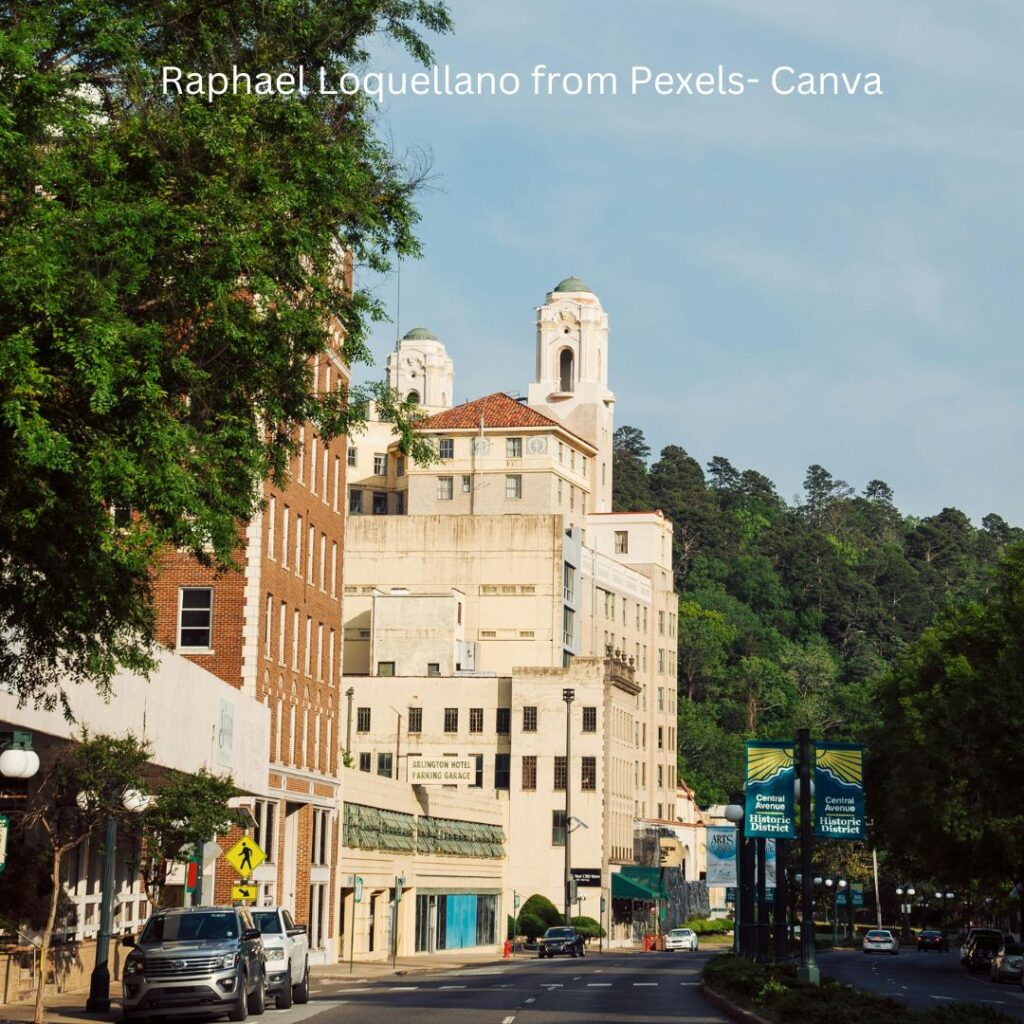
965,934,1002,972
537,926,585,958
917,930,949,952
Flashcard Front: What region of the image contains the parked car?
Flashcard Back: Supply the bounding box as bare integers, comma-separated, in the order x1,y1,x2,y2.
965,934,1002,973
862,929,899,955
121,905,267,1021
916,930,949,952
960,928,1003,964
990,940,1024,983
664,928,699,952
250,907,310,1009
537,926,585,958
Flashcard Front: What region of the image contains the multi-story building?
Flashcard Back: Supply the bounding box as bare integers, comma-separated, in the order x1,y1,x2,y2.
152,348,347,962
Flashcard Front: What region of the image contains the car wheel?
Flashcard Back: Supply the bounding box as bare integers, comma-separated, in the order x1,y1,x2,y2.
276,963,293,1010
247,970,266,1016
228,973,249,1022
538,950,545,959
293,961,310,1005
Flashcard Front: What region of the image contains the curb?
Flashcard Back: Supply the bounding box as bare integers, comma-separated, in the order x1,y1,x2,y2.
700,984,773,1024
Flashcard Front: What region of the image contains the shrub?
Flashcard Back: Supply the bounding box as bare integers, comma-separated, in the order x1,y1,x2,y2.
516,912,546,940
571,916,606,940
685,918,733,935
520,893,563,929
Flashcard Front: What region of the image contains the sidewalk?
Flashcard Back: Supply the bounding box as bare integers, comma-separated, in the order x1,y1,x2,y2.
0,946,576,1024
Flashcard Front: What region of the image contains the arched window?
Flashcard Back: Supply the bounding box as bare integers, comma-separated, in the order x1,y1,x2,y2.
558,348,575,393
406,389,420,404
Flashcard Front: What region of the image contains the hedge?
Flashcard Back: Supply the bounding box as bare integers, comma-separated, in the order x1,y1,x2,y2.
571,916,607,940
684,918,733,936
702,954,1015,1024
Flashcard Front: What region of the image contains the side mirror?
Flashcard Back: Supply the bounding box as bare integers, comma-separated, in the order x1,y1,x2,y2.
286,925,307,936
121,935,136,947
243,928,261,941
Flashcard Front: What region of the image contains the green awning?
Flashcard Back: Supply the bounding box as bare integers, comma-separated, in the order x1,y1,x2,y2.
612,873,660,900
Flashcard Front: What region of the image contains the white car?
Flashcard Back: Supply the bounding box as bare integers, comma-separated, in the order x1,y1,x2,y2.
863,929,899,955
665,927,699,952
251,907,310,1008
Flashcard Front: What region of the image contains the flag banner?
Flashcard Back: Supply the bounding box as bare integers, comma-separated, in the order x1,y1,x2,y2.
706,826,737,886
744,741,796,839
814,742,866,840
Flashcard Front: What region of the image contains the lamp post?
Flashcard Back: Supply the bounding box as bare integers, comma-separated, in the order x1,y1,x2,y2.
344,687,355,763
826,879,847,947
0,730,40,781
935,891,955,936
87,789,149,1012
796,729,819,985
895,885,915,944
724,795,745,956
562,687,575,926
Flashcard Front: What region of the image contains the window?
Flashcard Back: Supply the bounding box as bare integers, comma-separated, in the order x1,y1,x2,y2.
295,514,303,571
554,756,567,791
264,594,273,658
471,753,483,788
311,807,330,866
658,726,664,749
659,610,666,635
505,474,522,499
292,609,300,669
319,533,326,589
469,708,483,733
377,752,393,778
348,488,363,514
506,437,522,458
356,707,371,732
396,456,405,477
582,756,596,791
658,648,666,673
658,687,665,712
372,492,388,515
347,446,357,467
461,474,472,493
427,663,440,677
552,809,567,846
522,706,537,732
331,541,338,596
306,523,315,582
358,752,371,772
178,588,213,649
522,756,537,790
562,606,575,647
282,506,290,567
438,438,454,460
557,478,563,505
408,707,422,733
443,707,458,732
377,661,395,677
396,492,405,515
495,753,510,790
582,707,597,732
316,623,324,679
278,602,287,664
373,452,387,476
614,530,629,554
253,799,277,863
496,708,511,735
268,496,277,559
304,616,312,675
658,765,664,788
563,563,575,603
437,476,454,500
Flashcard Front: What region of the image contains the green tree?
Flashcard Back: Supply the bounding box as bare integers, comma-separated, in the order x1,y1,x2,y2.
612,425,653,511
135,768,242,909
0,0,449,709
20,731,150,1024
676,600,734,702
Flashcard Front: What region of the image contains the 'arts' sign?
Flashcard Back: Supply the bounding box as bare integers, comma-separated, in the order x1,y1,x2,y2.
744,741,796,839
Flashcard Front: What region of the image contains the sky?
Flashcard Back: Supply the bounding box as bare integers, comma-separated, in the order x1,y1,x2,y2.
354,1,1024,524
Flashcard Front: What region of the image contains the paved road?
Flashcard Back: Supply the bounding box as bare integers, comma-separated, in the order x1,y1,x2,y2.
824,947,1024,1020
270,949,730,1024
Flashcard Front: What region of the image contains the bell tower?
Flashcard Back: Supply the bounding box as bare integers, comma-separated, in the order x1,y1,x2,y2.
386,327,455,415
527,277,615,511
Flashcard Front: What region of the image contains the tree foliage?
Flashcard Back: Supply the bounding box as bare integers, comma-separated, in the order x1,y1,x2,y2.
612,426,1022,805
0,0,450,709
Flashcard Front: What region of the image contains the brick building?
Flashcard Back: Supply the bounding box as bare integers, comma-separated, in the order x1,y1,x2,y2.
153,349,347,963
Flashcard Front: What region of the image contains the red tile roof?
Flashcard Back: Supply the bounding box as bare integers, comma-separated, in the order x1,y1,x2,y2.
421,392,596,451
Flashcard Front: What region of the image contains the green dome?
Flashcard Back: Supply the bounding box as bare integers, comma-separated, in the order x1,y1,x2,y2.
552,276,591,293
403,326,438,341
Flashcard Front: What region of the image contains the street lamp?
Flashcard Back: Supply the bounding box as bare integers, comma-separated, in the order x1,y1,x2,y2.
935,891,955,935
0,730,40,779
87,789,151,1011
724,797,744,955
562,687,575,926
895,885,915,944
825,879,848,946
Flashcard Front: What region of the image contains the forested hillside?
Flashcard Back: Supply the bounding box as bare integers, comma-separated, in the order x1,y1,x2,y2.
612,426,1023,805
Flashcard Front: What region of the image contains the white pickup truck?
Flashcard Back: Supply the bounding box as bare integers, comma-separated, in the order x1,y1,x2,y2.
250,908,310,1009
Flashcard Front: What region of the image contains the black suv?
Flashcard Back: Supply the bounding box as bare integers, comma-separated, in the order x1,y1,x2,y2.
121,906,267,1021
538,926,585,958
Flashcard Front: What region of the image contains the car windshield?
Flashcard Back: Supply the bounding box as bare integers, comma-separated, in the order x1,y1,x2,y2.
920,931,940,937
251,911,283,935
669,929,691,937
140,912,237,943
545,928,574,938
866,931,891,939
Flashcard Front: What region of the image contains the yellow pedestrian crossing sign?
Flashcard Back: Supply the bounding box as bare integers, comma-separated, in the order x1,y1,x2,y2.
231,883,258,902
225,836,266,876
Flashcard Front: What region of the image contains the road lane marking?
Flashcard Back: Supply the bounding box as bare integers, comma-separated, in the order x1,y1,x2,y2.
587,983,612,987
633,982,658,986
502,1017,516,1023
542,983,563,988
525,997,535,1003
439,984,466,989
929,995,954,1000
387,986,419,991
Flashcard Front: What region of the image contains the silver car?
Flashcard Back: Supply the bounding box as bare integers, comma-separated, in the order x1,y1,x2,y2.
121,906,267,1021
863,929,899,955
664,928,699,952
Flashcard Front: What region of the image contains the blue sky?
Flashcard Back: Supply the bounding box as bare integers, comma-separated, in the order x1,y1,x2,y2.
355,1,1024,524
